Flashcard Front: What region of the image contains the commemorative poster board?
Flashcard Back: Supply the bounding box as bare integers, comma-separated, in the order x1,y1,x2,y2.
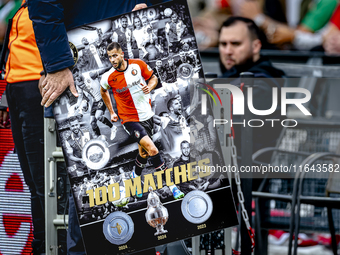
53,0,238,254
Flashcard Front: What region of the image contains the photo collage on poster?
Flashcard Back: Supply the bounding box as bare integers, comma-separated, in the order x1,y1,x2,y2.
53,1,237,254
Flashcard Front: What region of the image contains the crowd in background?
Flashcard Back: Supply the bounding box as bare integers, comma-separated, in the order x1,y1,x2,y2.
0,0,20,45
189,0,340,54
1,0,340,55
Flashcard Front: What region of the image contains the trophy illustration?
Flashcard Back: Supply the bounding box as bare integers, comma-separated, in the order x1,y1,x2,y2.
145,187,169,235
82,135,110,170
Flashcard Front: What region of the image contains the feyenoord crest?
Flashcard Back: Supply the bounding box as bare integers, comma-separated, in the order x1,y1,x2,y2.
69,41,79,67
178,63,194,80
131,69,138,76
134,130,140,139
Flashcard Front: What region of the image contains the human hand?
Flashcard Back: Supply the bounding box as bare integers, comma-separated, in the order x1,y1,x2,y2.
270,24,295,45
132,3,148,11
201,182,209,191
38,74,46,96
41,68,78,107
89,71,98,80
192,16,218,49
240,0,262,20
0,109,10,128
324,32,340,55
188,185,196,190
153,115,161,125
140,83,151,94
110,112,118,122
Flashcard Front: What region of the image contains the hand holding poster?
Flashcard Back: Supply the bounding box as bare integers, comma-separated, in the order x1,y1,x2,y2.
53,1,238,254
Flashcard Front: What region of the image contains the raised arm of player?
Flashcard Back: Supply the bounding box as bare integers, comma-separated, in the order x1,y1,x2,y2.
75,87,84,110
89,66,111,80
78,185,83,199
100,87,118,122
111,32,118,43
178,21,186,39
165,23,171,47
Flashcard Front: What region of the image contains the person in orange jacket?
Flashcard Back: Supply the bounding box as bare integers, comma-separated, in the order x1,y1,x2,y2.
0,1,46,253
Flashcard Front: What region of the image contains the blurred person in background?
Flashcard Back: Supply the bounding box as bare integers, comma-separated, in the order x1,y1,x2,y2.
240,0,338,50
0,0,21,46
218,16,285,161
191,0,233,50
233,0,286,23
0,1,45,254
323,4,340,54
191,0,288,50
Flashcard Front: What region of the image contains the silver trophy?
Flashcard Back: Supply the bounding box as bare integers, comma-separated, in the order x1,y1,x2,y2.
145,187,169,235
82,135,110,170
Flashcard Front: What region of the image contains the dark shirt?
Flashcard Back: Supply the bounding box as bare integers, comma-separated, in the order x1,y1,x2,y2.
112,28,137,59
220,56,285,162
28,0,170,73
190,149,224,189
220,56,285,80
176,55,195,68
173,155,190,169
153,65,167,82
164,63,177,83
172,155,191,194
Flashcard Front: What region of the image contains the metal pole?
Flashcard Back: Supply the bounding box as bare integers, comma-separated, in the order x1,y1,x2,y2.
240,72,254,255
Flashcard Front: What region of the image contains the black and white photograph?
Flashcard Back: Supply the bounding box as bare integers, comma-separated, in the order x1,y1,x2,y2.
51,1,237,254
